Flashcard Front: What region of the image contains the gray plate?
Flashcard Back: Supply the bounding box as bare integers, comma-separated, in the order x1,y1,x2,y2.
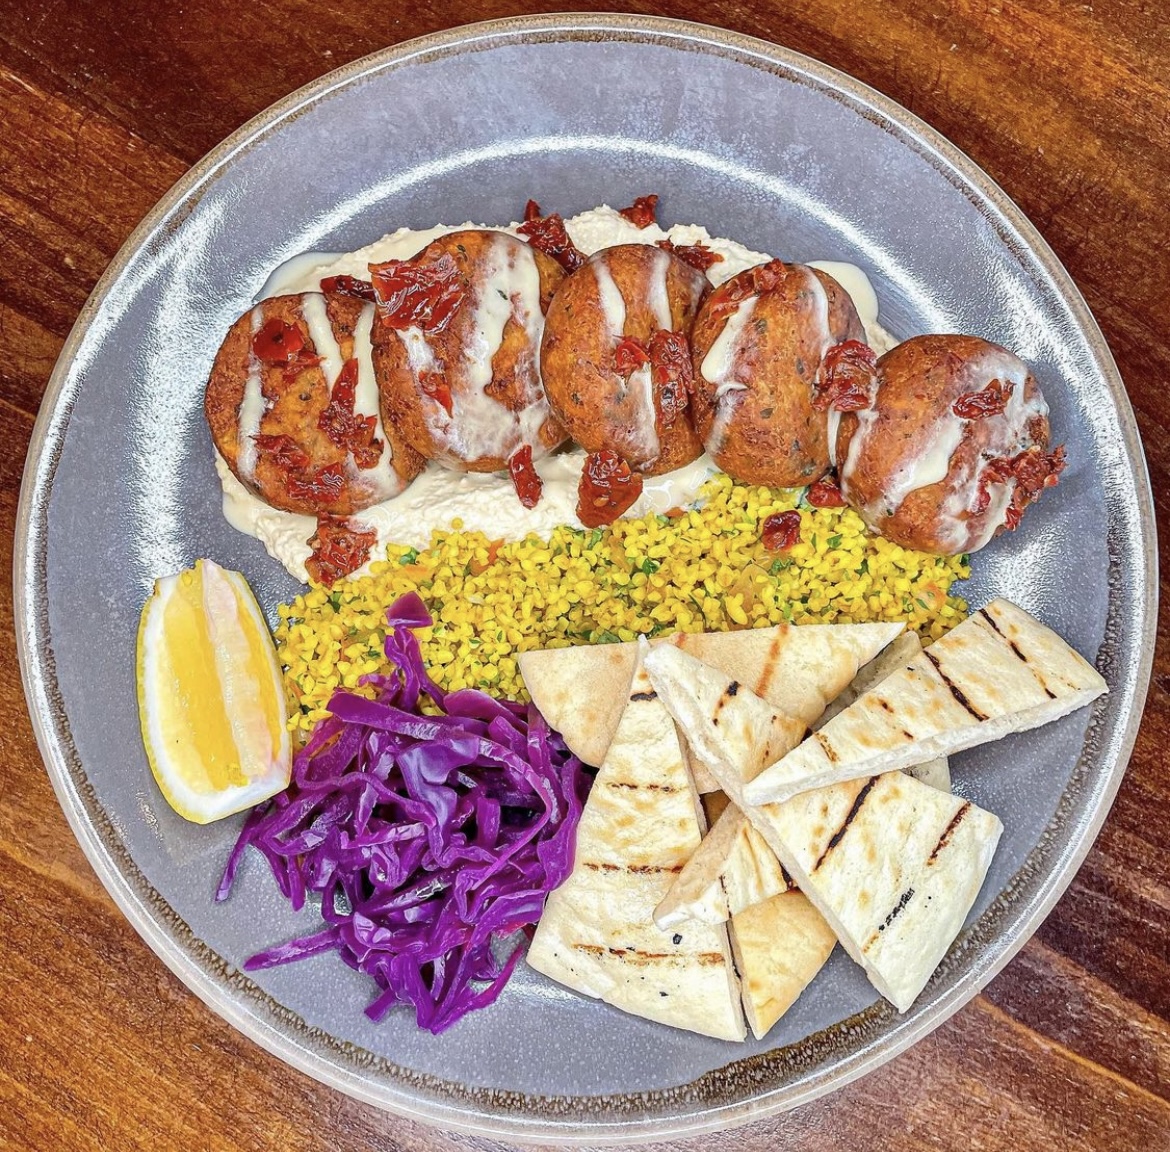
14,14,1157,1145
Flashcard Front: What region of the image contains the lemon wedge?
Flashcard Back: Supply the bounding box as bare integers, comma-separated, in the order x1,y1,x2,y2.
137,558,291,823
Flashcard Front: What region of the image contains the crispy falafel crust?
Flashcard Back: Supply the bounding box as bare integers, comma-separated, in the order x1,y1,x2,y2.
205,292,424,516
540,243,709,476
371,229,568,473
690,264,864,488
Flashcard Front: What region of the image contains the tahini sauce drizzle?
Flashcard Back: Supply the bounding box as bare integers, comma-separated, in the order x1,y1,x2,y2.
590,250,660,465
236,306,267,482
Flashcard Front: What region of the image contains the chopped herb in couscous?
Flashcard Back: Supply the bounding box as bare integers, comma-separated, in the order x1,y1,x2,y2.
275,475,969,735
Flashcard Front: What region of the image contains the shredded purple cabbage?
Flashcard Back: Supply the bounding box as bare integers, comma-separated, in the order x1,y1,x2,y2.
217,592,591,1034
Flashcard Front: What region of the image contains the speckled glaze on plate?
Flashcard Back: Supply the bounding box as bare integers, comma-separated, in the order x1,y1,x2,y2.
15,14,1157,1144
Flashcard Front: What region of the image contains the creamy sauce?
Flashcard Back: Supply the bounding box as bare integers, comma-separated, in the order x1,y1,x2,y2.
236,307,266,482
232,206,890,582
592,255,627,335
301,292,345,387
647,247,674,331
352,303,403,496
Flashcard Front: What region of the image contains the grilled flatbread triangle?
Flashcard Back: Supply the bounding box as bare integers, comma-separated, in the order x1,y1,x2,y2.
654,633,949,930
644,645,1003,1013
748,772,1002,1012
525,659,746,1041
744,599,1108,806
730,890,837,1039
517,643,637,771
516,621,904,778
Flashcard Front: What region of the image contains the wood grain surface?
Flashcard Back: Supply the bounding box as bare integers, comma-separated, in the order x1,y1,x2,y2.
1,1,1167,1149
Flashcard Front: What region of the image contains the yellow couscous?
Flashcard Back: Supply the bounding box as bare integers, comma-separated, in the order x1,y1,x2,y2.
276,475,969,735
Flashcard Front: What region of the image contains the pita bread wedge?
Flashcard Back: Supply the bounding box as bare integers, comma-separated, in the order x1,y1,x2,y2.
517,643,637,769
655,801,795,928
747,772,1002,1012
730,890,837,1038
744,599,1108,805
654,636,950,930
525,659,746,1041
656,766,950,929
517,621,903,774
672,622,904,726
644,646,1004,1013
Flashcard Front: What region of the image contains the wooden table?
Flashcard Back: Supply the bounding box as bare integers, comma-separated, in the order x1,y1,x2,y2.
2,2,1167,1148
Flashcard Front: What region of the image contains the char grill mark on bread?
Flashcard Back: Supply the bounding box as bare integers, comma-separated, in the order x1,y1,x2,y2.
811,776,879,872
927,801,972,865
921,649,988,721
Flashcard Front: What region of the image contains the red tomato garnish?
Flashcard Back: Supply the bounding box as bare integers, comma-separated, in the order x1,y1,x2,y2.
977,444,1066,527
369,253,466,333
252,318,306,363
508,445,543,509
807,478,847,508
523,199,543,222
613,336,650,376
517,211,585,273
286,461,347,505
814,340,878,412
707,259,788,322
952,379,1015,419
320,274,377,301
418,370,454,417
648,330,694,426
317,358,383,469
306,516,378,584
577,450,644,528
252,433,310,472
761,510,803,551
618,194,659,229
657,239,724,272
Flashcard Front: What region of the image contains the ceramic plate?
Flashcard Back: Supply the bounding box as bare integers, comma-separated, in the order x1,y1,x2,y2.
15,14,1157,1144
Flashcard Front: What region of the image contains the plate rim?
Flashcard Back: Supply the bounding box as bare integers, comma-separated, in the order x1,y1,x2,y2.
14,12,1159,1144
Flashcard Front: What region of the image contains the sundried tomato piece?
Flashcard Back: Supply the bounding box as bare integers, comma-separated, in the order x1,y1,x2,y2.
814,340,878,412
418,370,454,417
320,274,377,301
648,330,694,426
286,461,347,505
975,444,1066,526
317,358,383,468
517,211,585,273
613,336,650,376
523,199,543,222
306,516,378,584
252,433,310,472
807,478,847,508
706,260,788,323
577,449,644,528
761,510,803,551
370,253,466,333
953,379,1014,420
619,195,659,229
657,238,724,272
508,445,543,509
252,317,306,363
